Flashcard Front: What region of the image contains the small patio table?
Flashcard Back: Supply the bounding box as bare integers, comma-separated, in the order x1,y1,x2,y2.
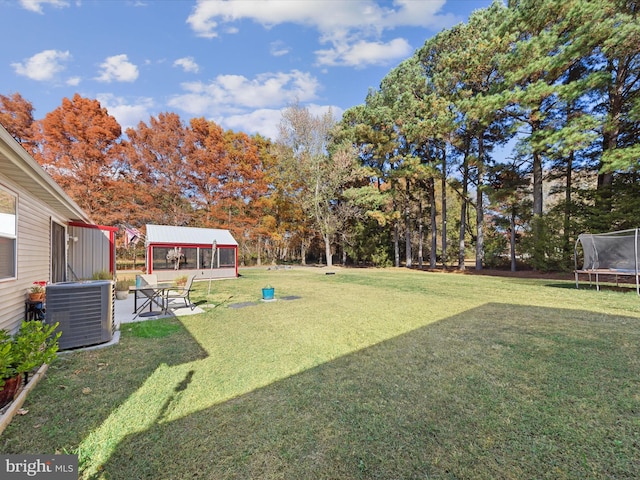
131,283,173,316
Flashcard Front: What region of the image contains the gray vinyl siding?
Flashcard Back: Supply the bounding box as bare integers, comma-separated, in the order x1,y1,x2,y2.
0,173,65,333
1,125,95,334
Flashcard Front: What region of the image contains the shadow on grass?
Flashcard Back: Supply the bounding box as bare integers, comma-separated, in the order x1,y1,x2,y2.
96,304,640,479
547,282,638,293
0,318,207,455
545,282,586,290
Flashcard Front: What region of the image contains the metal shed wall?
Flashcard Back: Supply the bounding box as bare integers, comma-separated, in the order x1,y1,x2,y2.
68,223,117,280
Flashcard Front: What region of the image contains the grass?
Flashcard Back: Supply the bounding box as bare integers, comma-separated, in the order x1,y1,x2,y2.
1,267,640,479
126,319,183,338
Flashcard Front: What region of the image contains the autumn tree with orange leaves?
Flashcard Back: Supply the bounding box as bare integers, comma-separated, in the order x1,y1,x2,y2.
187,117,269,261
0,92,38,157
36,94,123,225
124,112,194,227
0,91,306,264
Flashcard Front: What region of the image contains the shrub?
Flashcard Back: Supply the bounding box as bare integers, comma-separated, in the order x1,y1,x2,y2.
92,270,112,280
115,279,134,291
0,321,60,388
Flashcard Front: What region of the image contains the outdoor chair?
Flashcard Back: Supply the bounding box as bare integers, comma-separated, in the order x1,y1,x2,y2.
138,274,158,288
165,274,196,310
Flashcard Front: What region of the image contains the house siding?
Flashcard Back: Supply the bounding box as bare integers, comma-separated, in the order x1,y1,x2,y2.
1,125,101,335
0,175,65,333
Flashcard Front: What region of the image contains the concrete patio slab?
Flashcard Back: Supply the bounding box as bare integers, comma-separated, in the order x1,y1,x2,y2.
65,293,208,352
114,292,205,328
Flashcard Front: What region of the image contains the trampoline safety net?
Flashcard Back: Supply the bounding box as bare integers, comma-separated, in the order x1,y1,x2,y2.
574,228,640,294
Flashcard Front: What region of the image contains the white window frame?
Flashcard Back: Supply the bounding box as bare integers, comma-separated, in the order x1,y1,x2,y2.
0,184,17,281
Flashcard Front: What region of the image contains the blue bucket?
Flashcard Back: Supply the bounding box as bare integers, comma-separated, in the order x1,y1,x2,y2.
262,287,275,300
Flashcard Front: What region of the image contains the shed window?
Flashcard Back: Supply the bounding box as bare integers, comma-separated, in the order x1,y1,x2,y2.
152,246,197,271
218,247,235,267
181,248,197,269
199,248,212,269
0,187,17,279
198,247,235,269
151,245,236,271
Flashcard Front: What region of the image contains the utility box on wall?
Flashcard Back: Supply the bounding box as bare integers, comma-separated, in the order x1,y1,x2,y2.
45,280,114,350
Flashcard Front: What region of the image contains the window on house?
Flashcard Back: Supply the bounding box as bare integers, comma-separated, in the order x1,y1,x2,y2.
0,187,17,279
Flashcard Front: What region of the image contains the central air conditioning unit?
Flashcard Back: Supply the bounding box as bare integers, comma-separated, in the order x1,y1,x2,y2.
45,280,114,350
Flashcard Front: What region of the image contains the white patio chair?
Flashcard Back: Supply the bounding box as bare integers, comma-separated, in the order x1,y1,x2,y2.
165,274,196,310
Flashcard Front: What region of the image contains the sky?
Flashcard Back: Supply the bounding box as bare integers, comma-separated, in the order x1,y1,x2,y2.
1,0,495,141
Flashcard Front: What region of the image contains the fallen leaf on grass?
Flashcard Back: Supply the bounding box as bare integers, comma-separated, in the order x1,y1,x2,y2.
16,409,28,415
82,387,92,395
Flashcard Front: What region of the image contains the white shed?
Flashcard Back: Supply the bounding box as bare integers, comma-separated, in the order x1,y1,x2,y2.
145,224,238,282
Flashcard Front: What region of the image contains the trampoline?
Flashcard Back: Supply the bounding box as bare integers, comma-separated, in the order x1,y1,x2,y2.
574,228,640,295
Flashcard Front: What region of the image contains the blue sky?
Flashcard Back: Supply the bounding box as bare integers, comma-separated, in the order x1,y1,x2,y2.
1,0,494,140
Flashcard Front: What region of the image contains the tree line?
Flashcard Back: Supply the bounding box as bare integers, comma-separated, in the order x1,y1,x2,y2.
336,0,639,271
1,0,638,271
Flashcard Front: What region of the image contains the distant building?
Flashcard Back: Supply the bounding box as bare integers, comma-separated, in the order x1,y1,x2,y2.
145,224,238,282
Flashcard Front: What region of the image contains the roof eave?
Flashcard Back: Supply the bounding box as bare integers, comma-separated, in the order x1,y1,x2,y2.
0,125,92,223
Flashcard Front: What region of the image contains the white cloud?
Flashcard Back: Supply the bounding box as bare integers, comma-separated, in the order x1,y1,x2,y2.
316,37,412,68
168,70,320,115
11,49,71,81
222,108,284,140
222,103,343,140
306,103,344,121
173,57,200,73
186,0,456,67
269,41,290,57
66,76,81,86
187,1,378,37
19,0,69,14
381,0,457,28
96,54,139,83
167,69,327,139
96,93,154,131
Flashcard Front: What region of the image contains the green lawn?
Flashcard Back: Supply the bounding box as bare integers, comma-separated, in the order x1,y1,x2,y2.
2,267,640,479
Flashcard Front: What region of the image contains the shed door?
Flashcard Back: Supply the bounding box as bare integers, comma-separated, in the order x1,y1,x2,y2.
51,221,66,283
